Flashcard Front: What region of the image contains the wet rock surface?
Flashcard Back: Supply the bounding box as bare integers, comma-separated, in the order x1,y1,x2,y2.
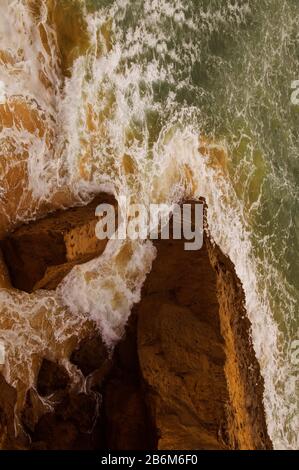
1,194,115,292
0,199,272,450
70,335,108,377
36,359,70,396
136,230,272,450
101,312,157,450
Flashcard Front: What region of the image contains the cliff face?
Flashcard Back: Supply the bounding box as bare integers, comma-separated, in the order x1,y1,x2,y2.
135,232,271,450
1,194,115,293
0,197,272,450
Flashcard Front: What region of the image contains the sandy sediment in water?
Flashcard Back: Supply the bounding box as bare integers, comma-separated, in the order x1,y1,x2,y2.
0,197,272,450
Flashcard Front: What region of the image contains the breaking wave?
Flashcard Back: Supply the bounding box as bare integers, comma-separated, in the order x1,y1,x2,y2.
0,0,298,449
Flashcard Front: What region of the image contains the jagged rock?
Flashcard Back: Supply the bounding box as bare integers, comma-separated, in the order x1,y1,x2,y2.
135,221,272,450
0,248,10,288
56,392,100,434
136,236,230,450
0,198,272,450
21,388,51,434
206,238,272,450
31,389,102,450
70,335,108,377
33,414,79,450
0,374,17,448
36,359,69,396
1,194,115,292
101,313,157,450
0,374,29,449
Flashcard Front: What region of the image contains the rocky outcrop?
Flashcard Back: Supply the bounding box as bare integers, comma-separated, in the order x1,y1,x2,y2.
0,375,17,449
0,195,116,449
136,236,230,450
135,229,271,450
1,194,115,292
206,240,270,449
0,198,272,450
101,313,157,450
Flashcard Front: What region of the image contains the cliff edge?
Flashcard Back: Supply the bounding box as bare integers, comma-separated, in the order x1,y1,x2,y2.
0,197,272,450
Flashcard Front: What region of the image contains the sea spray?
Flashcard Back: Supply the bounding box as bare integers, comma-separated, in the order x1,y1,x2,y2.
0,0,298,449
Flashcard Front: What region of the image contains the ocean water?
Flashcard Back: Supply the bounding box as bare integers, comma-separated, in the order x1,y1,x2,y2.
0,0,298,449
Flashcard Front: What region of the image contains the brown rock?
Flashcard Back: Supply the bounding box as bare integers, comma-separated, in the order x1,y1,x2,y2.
32,254,99,291
0,374,28,449
70,335,108,377
137,237,230,450
0,198,272,451
30,387,102,450
33,414,79,450
206,238,272,450
0,249,11,288
0,374,17,448
21,388,51,433
1,194,116,292
56,392,100,434
36,359,69,396
134,203,272,450
101,313,157,450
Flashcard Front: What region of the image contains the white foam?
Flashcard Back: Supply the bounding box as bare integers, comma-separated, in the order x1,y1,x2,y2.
58,238,156,348
0,0,297,449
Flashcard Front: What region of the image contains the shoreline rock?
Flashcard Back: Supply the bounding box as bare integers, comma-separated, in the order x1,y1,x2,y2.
1,194,115,292
134,227,271,449
0,197,272,450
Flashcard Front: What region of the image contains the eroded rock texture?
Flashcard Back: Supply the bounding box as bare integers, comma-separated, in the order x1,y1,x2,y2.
135,231,271,450
1,194,115,292
0,199,272,450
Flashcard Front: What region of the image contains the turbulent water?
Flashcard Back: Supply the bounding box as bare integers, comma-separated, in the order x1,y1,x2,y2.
0,0,298,449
